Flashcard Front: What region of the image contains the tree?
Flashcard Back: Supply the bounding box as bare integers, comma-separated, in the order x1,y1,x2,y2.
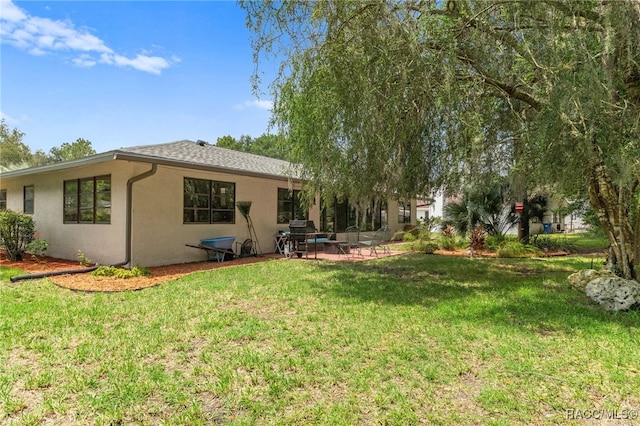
0,119,31,170
0,126,96,170
215,134,289,160
48,138,96,162
242,0,640,279
215,135,243,151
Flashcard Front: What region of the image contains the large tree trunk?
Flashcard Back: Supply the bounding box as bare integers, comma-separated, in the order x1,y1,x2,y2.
588,161,637,280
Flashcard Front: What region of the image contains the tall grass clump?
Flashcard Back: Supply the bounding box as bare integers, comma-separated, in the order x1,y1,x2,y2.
439,225,458,250
403,223,439,253
530,234,577,253
496,241,541,258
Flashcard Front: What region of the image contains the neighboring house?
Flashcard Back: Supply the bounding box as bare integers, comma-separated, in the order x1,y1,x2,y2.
539,196,588,234
0,140,415,267
416,192,588,235
416,192,445,223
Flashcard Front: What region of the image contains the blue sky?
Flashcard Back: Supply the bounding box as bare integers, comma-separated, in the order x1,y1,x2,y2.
1,0,276,154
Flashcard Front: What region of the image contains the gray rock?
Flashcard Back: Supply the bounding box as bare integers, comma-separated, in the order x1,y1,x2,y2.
567,269,614,293
585,277,640,311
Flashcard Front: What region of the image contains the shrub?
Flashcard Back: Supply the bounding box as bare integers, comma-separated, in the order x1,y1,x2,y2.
0,210,35,261
485,234,509,251
469,226,486,252
413,240,439,254
403,232,417,242
530,235,577,254
442,225,454,237
25,238,49,261
92,265,151,279
439,236,455,251
496,242,541,258
77,250,93,266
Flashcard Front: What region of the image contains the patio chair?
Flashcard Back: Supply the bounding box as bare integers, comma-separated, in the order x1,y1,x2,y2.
358,226,391,256
345,226,362,257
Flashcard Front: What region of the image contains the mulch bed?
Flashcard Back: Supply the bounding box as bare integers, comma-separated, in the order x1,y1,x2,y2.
1,252,278,292
1,246,408,292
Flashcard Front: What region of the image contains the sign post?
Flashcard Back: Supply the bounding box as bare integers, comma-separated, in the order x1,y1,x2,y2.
515,202,524,241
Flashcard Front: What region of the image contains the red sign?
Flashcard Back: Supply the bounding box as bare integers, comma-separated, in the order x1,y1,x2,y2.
515,202,524,213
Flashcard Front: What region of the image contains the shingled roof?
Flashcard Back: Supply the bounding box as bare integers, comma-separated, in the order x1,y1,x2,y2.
0,139,299,180
117,140,296,179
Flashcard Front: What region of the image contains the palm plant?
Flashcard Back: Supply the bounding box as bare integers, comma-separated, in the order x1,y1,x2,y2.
443,181,518,237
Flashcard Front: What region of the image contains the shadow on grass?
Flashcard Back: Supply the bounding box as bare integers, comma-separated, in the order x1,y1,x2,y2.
312,254,640,333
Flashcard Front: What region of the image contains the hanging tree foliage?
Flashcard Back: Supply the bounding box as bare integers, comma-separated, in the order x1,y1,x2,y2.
241,0,640,279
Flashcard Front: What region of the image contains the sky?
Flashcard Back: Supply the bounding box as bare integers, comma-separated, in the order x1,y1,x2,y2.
0,0,277,154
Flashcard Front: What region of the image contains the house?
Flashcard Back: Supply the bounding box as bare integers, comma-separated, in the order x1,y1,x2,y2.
416,192,445,224
0,140,415,267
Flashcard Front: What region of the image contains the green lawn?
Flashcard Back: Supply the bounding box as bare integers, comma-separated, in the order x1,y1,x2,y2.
1,253,639,425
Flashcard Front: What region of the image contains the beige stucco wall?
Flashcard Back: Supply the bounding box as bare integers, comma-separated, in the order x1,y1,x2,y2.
387,198,417,236
1,160,306,265
0,161,132,265
128,164,316,266
1,159,421,267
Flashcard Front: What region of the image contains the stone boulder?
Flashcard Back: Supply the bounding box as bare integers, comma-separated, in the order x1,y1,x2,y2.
585,277,640,311
567,269,615,293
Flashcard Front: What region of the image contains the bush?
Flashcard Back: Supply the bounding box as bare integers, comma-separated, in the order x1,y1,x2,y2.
469,226,486,252
0,210,35,261
530,235,577,253
77,250,93,266
438,225,459,251
496,242,541,258
413,240,439,254
403,232,417,242
442,225,454,237
25,238,49,261
485,234,510,251
91,265,151,279
440,236,457,251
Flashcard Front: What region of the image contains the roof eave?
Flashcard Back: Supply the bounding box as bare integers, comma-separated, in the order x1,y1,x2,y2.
0,152,118,179
0,150,301,182
112,152,299,181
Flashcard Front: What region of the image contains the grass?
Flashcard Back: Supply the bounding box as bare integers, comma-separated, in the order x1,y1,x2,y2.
550,233,609,251
1,253,639,425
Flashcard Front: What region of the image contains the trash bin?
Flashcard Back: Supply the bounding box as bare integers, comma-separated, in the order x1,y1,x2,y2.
543,223,552,234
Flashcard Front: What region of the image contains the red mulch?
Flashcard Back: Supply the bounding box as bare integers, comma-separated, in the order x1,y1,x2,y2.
1,251,278,292
1,245,410,292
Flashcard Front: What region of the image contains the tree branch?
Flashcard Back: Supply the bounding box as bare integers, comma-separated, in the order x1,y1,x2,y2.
457,51,543,110
543,0,604,25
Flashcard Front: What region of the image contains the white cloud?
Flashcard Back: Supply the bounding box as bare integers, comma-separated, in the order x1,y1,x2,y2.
100,52,172,75
0,110,28,126
72,54,97,68
234,99,274,111
0,0,175,74
0,0,26,22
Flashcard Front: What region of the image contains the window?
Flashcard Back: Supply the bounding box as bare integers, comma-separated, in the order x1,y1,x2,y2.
24,186,34,214
277,188,306,224
320,198,387,232
184,178,235,224
64,176,111,224
398,200,411,224
0,190,6,211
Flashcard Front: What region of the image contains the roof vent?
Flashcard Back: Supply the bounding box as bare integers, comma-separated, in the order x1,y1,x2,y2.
196,140,207,146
